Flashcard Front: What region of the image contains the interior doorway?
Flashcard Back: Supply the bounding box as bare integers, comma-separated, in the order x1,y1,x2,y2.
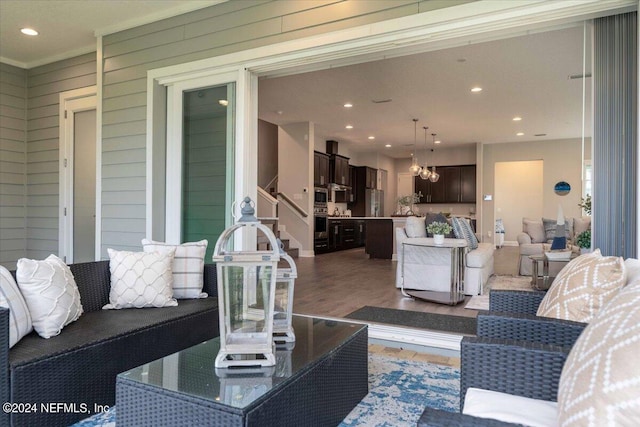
59,87,97,263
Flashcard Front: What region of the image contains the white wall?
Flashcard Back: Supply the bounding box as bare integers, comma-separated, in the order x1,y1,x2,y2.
278,122,313,253
258,119,278,189
482,138,584,243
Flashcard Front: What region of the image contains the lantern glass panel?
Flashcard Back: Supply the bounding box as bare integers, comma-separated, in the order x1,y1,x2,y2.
220,264,274,347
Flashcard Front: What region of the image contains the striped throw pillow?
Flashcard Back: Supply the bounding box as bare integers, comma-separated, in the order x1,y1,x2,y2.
142,239,208,299
452,217,478,250
0,266,33,347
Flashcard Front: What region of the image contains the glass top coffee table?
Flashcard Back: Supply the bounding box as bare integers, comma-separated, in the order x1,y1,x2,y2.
116,315,368,426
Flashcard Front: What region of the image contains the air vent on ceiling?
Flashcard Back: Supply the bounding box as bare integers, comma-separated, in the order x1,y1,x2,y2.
371,99,392,104
534,133,547,137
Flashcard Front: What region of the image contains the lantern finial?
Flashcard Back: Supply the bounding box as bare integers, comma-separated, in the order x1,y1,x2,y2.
238,197,257,222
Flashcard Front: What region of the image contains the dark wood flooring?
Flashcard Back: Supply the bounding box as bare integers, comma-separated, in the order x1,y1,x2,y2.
293,247,478,319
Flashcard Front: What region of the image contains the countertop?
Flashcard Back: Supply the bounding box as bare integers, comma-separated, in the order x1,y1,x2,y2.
327,216,400,220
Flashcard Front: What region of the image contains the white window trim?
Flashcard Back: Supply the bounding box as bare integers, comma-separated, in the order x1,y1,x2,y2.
145,0,636,241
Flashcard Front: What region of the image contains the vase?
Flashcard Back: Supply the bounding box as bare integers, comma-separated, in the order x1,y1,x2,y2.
433,234,445,245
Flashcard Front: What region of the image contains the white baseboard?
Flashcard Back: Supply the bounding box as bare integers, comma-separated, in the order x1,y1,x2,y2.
299,250,315,257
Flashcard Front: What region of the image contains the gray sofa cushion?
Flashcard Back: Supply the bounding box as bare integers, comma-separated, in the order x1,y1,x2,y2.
9,298,218,368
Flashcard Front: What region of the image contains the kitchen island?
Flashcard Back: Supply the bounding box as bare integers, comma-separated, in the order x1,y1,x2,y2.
323,217,406,259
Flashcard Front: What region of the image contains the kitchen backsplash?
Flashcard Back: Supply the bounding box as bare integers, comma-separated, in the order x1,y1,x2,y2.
327,201,349,216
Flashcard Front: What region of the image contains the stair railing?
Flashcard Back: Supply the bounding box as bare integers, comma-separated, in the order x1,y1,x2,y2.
277,192,308,218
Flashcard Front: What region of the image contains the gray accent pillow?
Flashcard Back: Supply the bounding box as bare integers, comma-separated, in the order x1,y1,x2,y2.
543,218,573,241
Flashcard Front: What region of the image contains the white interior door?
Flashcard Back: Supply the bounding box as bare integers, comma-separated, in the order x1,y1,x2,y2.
397,172,414,212
59,88,97,263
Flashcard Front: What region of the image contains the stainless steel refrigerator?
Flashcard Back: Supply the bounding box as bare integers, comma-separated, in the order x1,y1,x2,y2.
366,189,384,217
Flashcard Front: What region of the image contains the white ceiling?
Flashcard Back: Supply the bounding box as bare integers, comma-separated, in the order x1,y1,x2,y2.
258,25,592,158
0,1,592,160
0,0,222,68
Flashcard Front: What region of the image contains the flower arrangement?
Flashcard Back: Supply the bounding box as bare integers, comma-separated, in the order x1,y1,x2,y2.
397,193,421,207
576,229,591,249
427,221,452,236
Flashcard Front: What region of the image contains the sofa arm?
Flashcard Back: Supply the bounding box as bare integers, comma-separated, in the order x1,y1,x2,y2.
477,311,586,347
418,407,522,427
1,307,9,427
203,263,218,297
516,233,532,245
460,337,570,409
489,290,546,315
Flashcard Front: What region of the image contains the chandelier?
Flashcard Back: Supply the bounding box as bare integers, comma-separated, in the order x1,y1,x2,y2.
429,133,440,182
419,126,432,180
408,119,421,176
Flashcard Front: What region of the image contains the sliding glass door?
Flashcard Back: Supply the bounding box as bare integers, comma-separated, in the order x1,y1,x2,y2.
165,77,236,262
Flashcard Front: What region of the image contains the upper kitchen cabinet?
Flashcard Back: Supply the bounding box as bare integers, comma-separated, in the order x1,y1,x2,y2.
314,151,330,187
415,165,476,203
365,167,377,189
459,165,477,203
330,154,350,186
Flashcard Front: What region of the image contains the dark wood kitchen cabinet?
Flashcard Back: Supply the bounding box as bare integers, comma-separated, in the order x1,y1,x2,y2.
414,165,476,203
330,154,350,186
314,151,330,187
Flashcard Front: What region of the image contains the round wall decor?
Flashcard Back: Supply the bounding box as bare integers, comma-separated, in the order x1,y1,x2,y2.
554,181,571,196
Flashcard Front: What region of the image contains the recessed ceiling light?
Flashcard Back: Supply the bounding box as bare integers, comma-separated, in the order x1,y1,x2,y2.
345,125,353,129
516,132,524,136
368,136,375,140
276,110,283,115
21,28,38,36
385,144,391,148
513,116,522,121
343,103,353,108
471,87,483,93
218,99,228,106
434,140,441,144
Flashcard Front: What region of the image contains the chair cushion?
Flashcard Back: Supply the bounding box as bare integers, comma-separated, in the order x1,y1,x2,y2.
142,239,208,299
16,255,83,339
523,218,546,243
558,276,640,426
0,266,33,347
467,243,494,268
404,216,427,238
536,249,626,323
463,387,558,427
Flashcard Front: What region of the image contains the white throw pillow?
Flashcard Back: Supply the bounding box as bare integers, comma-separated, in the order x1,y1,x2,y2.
536,249,626,323
141,239,208,299
557,277,640,426
104,248,178,309
16,255,83,339
0,266,33,347
404,216,427,238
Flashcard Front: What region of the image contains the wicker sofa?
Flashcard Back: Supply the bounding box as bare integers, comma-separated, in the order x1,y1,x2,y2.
1,260,220,427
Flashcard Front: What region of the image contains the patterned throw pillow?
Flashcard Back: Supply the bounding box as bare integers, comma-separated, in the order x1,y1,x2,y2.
0,266,33,347
141,239,208,299
451,217,478,250
104,248,178,309
536,249,626,323
557,277,640,426
16,254,83,339
542,218,573,242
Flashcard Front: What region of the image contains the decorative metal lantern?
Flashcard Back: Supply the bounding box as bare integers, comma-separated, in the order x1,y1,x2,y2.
273,242,297,343
212,197,280,368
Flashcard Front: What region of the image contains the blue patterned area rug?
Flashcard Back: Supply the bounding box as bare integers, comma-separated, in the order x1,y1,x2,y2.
72,353,459,427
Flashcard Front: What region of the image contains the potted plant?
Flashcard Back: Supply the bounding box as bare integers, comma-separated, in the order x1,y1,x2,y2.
427,221,452,245
578,194,591,216
576,229,591,254
397,192,421,215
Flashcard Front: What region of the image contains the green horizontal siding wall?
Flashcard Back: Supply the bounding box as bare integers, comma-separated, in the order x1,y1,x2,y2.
26,53,96,261
0,63,27,269
100,0,469,257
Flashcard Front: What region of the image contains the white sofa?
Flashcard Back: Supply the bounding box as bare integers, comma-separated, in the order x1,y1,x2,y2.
395,227,495,296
